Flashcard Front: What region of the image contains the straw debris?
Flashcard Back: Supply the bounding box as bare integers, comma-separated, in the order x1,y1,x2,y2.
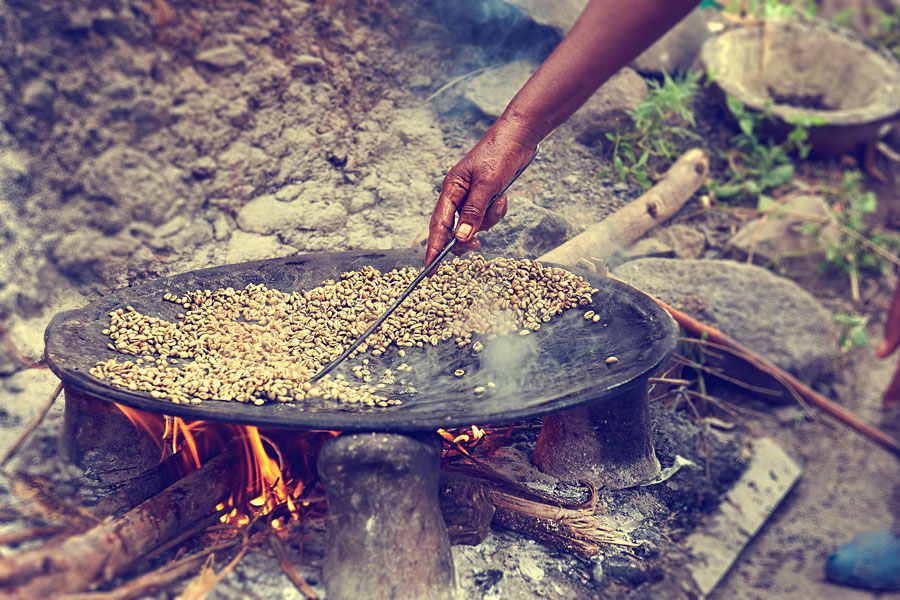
89,256,594,408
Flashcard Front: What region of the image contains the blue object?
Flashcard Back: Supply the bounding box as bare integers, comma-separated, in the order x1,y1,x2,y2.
825,530,900,590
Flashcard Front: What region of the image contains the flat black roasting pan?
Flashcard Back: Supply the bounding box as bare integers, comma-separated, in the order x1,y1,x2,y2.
45,249,678,432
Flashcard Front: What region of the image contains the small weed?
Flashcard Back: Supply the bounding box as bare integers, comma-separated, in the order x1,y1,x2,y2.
599,70,703,188
705,97,820,210
833,313,869,351
868,8,900,58
723,0,816,19
818,171,900,280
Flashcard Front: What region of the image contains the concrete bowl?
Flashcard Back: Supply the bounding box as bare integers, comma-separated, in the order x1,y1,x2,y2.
700,17,900,156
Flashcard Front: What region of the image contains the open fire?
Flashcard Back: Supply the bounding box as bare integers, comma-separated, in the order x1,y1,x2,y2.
116,403,490,529
116,402,340,528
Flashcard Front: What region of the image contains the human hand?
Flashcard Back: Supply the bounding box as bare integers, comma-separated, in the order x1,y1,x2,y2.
877,283,900,408
425,121,538,266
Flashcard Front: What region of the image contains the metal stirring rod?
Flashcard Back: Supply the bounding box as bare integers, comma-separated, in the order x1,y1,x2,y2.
308,149,538,384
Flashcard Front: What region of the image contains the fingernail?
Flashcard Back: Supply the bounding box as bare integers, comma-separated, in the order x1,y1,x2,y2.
456,223,472,241
877,340,888,357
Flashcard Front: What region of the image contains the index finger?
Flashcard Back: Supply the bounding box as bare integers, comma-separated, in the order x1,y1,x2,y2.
426,179,467,267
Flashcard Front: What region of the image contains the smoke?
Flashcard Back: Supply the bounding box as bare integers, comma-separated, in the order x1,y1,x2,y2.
423,0,561,65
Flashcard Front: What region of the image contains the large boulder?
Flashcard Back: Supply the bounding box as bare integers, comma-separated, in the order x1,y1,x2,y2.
479,196,571,258
630,8,713,75
725,194,841,284
236,187,349,236
503,2,713,75
79,145,188,231
502,0,586,34
464,60,536,118
567,67,648,147
612,258,838,386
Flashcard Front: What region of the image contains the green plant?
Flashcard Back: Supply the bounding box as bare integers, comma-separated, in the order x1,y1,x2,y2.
818,170,900,282
600,70,703,188
723,0,816,19
706,97,819,209
833,312,869,351
868,8,900,59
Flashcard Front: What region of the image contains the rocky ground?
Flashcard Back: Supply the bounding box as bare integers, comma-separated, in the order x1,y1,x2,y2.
1,0,900,598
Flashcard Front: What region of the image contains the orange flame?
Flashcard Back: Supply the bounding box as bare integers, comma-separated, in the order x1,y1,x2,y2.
115,403,337,527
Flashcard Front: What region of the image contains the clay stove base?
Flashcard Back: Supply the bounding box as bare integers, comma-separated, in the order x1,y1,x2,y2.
534,381,660,489
317,432,455,600
61,387,160,486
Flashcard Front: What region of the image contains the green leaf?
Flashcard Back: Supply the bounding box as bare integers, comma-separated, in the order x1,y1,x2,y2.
799,222,819,236
763,163,795,188
738,117,755,136
757,195,775,212
715,184,743,198
857,192,877,214
726,96,744,116
833,313,863,326
850,328,868,348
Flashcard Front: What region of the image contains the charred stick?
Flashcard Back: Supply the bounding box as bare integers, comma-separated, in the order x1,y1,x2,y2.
58,549,217,600
0,382,62,469
269,533,319,599
489,490,632,560
90,429,218,521
0,446,238,598
0,525,71,547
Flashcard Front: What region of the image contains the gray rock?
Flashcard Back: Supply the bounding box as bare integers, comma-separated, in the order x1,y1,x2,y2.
0,148,31,203
275,184,305,202
569,68,648,147
22,79,56,113
226,230,296,263
236,192,348,235
591,555,607,586
195,44,247,68
612,258,839,385
725,194,840,283
348,189,376,214
605,555,649,586
464,60,537,118
608,237,674,270
503,0,586,35
478,197,571,258
192,156,217,178
79,145,187,229
654,224,706,259
631,8,713,75
294,55,326,69
154,215,189,239
52,231,140,283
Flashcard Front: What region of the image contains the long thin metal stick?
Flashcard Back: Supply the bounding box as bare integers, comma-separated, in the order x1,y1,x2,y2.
309,149,538,383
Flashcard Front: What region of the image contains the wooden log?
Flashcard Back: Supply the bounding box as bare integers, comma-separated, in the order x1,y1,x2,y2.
0,447,238,599
438,471,495,546
540,148,709,266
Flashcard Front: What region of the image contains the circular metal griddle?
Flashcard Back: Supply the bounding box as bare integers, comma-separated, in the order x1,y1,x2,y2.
45,249,677,432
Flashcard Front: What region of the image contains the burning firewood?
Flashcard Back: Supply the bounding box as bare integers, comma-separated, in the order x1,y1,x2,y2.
0,447,239,598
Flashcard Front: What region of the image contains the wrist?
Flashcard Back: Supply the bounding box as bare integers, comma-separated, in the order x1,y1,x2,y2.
491,109,545,151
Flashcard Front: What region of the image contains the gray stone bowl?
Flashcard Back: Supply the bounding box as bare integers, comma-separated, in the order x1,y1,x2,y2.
700,17,900,156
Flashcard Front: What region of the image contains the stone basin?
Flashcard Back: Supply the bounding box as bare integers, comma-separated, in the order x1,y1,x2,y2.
700,17,900,156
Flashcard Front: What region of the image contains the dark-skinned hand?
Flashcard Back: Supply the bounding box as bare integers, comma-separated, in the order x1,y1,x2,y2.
425,119,538,266
877,283,900,408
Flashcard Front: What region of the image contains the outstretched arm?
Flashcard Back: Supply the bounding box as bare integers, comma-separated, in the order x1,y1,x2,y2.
426,0,701,264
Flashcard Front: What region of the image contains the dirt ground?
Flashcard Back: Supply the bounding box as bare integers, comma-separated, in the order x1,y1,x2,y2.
2,0,900,598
